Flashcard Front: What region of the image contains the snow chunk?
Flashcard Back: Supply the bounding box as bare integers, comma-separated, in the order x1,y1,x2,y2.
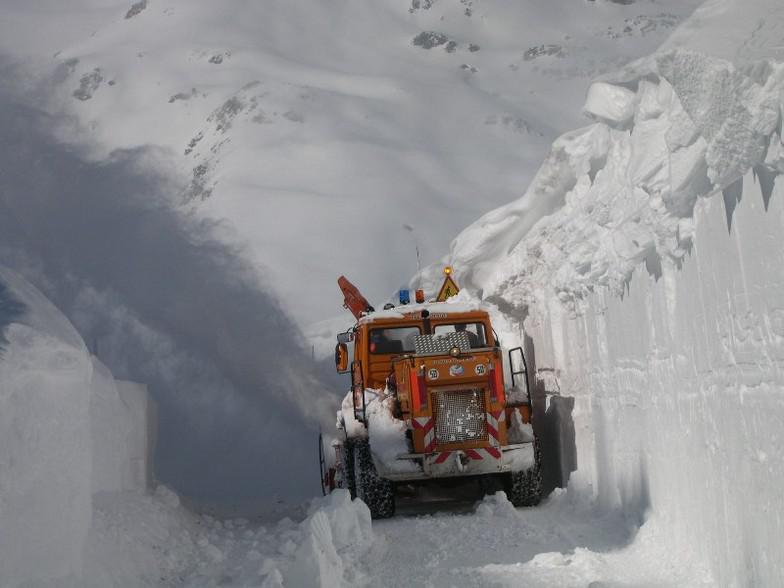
476,491,519,518
367,394,420,474
339,388,420,474
286,490,372,587
764,132,784,173
155,484,182,509
508,408,535,444
312,489,372,551
338,388,368,439
261,568,285,588
657,50,782,188
584,82,637,125
201,541,226,563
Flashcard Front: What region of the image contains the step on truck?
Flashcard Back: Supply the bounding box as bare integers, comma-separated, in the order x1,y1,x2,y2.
319,271,542,518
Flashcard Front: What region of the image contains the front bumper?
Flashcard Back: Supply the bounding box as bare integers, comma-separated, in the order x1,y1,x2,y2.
375,442,535,481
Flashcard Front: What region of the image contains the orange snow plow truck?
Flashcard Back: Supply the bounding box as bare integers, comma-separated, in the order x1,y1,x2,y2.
319,272,542,518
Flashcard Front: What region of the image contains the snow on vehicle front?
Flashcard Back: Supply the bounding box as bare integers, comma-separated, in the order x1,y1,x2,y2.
338,388,422,475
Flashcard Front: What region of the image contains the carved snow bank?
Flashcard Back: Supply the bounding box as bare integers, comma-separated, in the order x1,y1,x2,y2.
0,267,155,587
0,268,93,587
428,1,784,584
90,359,155,494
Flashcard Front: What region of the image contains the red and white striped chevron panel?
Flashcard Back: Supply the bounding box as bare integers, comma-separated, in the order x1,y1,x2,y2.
432,447,501,463
413,416,437,453
486,409,505,447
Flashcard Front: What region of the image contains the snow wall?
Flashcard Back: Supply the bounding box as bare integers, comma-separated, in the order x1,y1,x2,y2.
428,2,784,583
90,359,156,496
526,170,784,587
0,267,155,587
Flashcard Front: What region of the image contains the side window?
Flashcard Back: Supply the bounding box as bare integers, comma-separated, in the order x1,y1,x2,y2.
433,322,487,349
369,327,421,354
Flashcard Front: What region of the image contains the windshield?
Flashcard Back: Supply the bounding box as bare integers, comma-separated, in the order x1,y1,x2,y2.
433,322,488,349
369,326,421,354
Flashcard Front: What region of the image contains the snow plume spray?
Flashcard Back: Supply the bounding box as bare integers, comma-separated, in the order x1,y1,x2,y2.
0,71,338,506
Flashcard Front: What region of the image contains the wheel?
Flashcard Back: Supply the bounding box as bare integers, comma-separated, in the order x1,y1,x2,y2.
504,465,543,507
353,440,395,519
343,438,357,499
506,436,544,507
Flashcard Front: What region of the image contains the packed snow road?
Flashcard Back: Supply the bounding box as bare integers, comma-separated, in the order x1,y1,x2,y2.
174,489,712,587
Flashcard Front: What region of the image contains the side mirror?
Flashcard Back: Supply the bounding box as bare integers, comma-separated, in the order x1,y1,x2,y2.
335,342,349,373
337,331,354,344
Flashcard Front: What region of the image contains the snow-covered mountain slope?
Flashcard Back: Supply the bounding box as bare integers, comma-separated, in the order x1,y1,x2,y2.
0,0,702,328
421,0,784,584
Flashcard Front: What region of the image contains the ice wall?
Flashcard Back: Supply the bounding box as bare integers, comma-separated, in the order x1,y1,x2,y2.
0,267,155,587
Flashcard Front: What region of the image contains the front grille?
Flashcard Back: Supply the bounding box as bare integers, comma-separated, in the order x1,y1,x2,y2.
414,332,471,355
433,389,487,444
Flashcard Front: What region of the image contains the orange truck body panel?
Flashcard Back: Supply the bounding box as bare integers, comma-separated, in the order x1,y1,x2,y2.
351,307,529,454
355,308,495,387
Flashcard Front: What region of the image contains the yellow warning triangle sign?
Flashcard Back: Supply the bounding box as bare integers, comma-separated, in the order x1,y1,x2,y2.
436,275,460,301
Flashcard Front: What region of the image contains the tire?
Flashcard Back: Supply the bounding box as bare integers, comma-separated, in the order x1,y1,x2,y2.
505,465,543,507
353,440,395,519
343,438,357,499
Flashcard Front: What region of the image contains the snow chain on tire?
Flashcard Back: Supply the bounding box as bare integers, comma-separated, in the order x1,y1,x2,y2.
353,440,395,519
343,438,357,499
506,466,543,507
506,439,543,507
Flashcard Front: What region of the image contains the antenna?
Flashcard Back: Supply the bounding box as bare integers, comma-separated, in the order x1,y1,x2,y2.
403,224,422,288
